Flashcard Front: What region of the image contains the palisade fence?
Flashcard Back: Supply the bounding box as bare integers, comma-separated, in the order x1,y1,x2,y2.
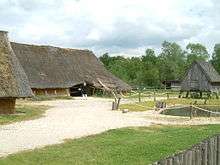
150,134,220,165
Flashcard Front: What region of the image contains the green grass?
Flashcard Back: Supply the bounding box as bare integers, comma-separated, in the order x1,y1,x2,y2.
0,104,49,125
29,95,74,101
120,101,155,111
120,98,220,112
124,90,180,99
164,98,220,106
0,125,220,165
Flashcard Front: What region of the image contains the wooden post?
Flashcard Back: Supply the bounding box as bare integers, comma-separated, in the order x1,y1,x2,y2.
154,90,156,102
92,88,95,95
215,92,219,99
204,98,207,105
167,93,169,100
116,98,121,110
112,101,116,110
138,91,141,102
200,92,203,98
178,91,182,98
217,136,220,164
186,91,189,98
190,103,193,119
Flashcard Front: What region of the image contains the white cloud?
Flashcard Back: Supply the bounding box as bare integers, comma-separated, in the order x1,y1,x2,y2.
0,0,219,56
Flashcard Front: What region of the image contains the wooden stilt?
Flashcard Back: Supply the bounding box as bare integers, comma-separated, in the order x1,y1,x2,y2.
200,92,203,98
186,91,189,98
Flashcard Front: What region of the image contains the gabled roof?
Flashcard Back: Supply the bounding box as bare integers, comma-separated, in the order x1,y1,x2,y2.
196,61,220,83
11,42,131,91
0,31,33,98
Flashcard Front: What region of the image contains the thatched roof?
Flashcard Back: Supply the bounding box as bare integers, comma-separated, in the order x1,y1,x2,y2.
11,42,131,91
0,31,33,98
196,61,220,83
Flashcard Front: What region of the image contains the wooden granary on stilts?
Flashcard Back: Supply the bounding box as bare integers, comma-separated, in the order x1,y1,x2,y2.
180,61,220,98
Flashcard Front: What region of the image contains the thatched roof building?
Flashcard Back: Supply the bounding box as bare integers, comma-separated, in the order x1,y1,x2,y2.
0,31,32,113
10,42,131,96
181,61,220,93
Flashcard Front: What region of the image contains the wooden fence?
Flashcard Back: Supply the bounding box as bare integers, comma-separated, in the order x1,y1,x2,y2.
151,134,220,165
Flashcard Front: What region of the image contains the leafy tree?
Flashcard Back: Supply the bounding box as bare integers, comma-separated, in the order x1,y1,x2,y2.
99,53,111,69
158,41,186,81
186,43,209,65
99,41,215,88
211,44,220,73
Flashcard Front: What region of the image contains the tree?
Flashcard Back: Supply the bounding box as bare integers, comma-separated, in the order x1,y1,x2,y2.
186,43,209,65
211,44,220,73
99,53,111,69
158,41,186,81
141,49,160,87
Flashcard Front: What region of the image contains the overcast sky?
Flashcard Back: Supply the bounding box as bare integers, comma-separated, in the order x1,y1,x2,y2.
0,0,220,56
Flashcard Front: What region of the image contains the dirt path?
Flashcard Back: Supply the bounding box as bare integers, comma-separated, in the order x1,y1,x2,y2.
0,97,149,157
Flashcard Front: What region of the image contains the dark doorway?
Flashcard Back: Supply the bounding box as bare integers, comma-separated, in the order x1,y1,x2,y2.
69,84,95,96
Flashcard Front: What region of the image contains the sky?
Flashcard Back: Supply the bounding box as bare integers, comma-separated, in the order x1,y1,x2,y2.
0,0,220,57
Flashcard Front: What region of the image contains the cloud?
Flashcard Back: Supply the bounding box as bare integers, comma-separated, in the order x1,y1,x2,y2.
0,0,220,56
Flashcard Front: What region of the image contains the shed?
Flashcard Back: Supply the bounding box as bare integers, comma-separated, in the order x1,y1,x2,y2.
10,42,131,96
180,61,220,97
0,31,33,114
162,80,181,90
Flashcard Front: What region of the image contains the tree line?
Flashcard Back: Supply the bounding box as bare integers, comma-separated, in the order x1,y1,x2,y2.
99,41,220,88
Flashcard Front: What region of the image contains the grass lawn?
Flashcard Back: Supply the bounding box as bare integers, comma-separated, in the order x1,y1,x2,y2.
120,98,220,112
120,101,155,111
123,90,180,99
0,125,220,165
0,104,49,125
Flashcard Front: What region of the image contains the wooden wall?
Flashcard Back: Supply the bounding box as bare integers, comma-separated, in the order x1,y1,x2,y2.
151,134,220,165
32,88,70,96
0,98,16,114
181,63,212,92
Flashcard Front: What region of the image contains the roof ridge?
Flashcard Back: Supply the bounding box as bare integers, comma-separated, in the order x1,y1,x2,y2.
10,42,91,52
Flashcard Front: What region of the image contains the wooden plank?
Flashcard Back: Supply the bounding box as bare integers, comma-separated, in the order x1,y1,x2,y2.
207,138,214,165
166,158,173,165
178,153,184,165
187,150,193,165
202,141,208,165
195,148,202,165
158,159,167,165
173,156,180,165
217,136,220,165
213,137,217,165
191,149,196,165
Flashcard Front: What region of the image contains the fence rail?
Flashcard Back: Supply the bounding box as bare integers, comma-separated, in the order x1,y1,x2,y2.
150,134,220,165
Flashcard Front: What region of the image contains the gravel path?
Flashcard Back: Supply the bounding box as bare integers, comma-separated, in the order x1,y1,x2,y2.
0,97,150,157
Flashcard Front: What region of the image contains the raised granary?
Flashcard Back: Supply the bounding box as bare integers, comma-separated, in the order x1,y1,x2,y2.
180,61,220,98
0,31,32,114
11,42,131,96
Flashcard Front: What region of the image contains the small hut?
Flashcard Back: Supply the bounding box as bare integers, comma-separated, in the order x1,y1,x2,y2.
11,42,131,96
0,31,32,114
180,61,220,98
162,80,181,90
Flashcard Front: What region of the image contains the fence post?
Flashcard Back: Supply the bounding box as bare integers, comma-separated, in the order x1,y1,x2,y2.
217,135,220,165
138,91,141,102
154,90,156,102
167,93,169,100
190,103,193,120
116,98,121,110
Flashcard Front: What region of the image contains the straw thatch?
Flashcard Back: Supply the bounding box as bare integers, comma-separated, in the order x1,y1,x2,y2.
0,31,33,98
181,61,220,92
11,42,131,92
